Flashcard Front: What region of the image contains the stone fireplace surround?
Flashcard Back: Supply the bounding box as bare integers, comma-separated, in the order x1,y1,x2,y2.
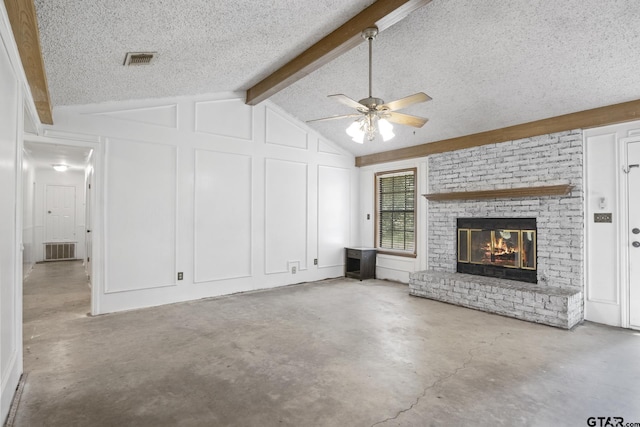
409,130,584,329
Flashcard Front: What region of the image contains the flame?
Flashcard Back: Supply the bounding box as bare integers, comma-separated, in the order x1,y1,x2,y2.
492,236,516,255
477,232,519,265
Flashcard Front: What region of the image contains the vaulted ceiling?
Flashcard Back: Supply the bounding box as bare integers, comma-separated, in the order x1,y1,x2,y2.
28,0,640,157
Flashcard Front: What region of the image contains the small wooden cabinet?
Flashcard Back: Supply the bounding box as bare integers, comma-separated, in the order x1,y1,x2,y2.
345,247,376,280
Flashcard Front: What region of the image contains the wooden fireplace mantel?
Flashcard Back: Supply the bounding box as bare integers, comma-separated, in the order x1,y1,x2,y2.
422,184,574,201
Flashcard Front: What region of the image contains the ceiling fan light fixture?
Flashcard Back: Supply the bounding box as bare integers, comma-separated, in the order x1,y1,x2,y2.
346,120,365,144
352,133,365,144
307,26,429,144
346,114,395,143
378,118,395,141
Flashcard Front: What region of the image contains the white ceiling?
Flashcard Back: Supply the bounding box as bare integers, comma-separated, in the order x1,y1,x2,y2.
24,141,92,171
34,0,640,157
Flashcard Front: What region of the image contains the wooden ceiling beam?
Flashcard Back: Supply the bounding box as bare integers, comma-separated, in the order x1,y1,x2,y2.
245,0,431,106
355,98,640,167
4,0,53,124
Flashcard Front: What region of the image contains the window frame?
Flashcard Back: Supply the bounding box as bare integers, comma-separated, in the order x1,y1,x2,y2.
374,167,417,258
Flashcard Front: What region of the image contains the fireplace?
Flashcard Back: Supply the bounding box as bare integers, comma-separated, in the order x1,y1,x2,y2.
457,218,537,283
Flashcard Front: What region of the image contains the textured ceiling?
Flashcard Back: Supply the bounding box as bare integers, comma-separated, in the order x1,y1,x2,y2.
34,0,640,157
34,0,374,105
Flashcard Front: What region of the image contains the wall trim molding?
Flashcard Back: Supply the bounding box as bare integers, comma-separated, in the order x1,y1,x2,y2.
356,99,640,167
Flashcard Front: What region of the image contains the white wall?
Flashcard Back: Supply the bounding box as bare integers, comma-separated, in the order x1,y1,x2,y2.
48,93,359,314
33,168,86,262
22,151,36,278
584,120,640,327
359,158,428,283
0,3,26,421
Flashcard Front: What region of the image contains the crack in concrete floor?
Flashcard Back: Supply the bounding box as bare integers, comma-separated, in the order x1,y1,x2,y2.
370,332,508,427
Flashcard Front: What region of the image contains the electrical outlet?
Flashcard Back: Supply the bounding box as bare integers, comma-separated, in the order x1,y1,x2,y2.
292,266,297,274
314,258,318,265
177,272,183,280
367,214,370,220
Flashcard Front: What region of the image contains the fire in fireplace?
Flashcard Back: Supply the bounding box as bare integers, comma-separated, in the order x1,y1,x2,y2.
457,218,537,283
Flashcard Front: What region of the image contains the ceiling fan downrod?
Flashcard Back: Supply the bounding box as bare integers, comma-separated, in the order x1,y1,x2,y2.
362,27,378,100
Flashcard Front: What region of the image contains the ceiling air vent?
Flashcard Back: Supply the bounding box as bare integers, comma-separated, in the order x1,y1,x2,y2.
123,52,156,66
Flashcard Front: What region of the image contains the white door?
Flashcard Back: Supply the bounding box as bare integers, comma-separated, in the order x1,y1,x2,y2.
45,185,76,242
628,141,640,329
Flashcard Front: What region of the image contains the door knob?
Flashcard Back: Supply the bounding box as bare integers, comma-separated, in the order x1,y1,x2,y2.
47,210,51,214
633,241,640,248
633,228,640,234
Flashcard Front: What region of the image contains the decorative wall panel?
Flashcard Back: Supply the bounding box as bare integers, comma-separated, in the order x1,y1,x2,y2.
318,137,343,155
265,159,307,273
194,149,252,282
318,166,350,267
92,105,178,128
105,139,177,292
195,99,253,140
585,132,618,304
265,107,308,149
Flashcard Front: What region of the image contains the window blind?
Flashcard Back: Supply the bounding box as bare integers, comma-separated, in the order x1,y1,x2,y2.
377,170,415,252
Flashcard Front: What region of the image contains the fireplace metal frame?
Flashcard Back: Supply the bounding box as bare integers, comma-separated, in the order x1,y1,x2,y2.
456,218,537,283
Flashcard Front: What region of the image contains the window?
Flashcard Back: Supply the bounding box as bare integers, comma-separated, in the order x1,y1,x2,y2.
375,168,416,257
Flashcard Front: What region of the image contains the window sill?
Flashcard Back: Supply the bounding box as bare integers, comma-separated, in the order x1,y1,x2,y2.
376,250,417,259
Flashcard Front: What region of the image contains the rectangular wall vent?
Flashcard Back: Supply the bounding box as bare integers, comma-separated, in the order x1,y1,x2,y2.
44,243,76,261
123,52,155,66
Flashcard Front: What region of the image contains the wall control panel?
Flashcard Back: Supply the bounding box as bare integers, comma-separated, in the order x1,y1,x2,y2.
594,213,612,223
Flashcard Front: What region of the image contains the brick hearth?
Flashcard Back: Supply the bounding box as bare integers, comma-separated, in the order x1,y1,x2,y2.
409,271,582,329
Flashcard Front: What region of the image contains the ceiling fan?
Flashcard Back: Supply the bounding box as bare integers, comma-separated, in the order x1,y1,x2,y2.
307,26,431,144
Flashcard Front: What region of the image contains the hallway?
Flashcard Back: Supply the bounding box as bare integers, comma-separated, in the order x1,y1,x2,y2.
15,261,640,426
23,260,89,326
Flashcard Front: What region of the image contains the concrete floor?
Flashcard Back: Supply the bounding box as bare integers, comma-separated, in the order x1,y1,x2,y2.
16,261,640,426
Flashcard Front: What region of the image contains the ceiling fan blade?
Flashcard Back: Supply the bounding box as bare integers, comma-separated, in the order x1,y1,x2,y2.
386,112,428,128
306,113,362,123
328,94,366,110
381,92,432,112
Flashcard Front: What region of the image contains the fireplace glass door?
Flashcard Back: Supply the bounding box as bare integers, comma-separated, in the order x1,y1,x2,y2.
457,218,537,283
469,229,521,268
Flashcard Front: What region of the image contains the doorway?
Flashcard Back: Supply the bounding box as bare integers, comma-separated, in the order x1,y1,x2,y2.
625,139,640,329
22,140,94,306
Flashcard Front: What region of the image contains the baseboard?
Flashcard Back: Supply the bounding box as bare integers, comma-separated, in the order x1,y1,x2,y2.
1,350,21,425
3,373,26,427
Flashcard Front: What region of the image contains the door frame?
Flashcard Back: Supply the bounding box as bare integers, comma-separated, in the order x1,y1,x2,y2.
85,152,93,282
619,135,640,330
24,131,103,315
